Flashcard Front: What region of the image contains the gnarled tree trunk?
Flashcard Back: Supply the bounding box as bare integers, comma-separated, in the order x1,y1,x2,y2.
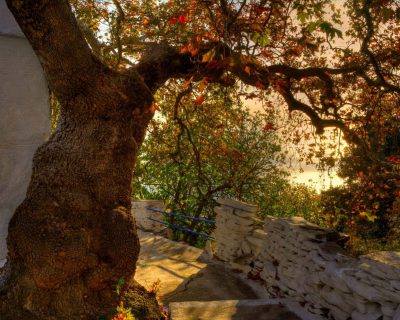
0,1,161,319
0,66,160,320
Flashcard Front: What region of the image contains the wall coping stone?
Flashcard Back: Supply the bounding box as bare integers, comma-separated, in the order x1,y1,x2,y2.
216,198,258,213
361,251,400,269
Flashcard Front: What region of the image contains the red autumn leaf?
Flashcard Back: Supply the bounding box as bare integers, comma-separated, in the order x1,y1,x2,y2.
178,15,188,24
187,43,199,56
387,155,400,164
263,122,275,132
357,171,365,179
149,103,159,113
260,49,273,59
182,77,193,89
180,45,189,54
142,17,150,26
112,314,127,320
194,95,205,105
168,17,178,25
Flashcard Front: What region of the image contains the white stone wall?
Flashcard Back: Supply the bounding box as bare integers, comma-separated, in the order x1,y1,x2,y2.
208,198,400,320
0,0,50,264
131,200,166,233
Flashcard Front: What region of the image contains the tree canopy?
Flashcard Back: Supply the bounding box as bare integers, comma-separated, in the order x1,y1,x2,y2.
69,0,400,247
2,1,399,318
70,0,400,243
70,0,399,146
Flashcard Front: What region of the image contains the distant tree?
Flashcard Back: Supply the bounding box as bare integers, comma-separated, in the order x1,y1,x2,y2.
133,83,286,244
259,183,322,223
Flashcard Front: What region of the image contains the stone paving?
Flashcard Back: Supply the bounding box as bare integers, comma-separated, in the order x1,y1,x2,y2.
170,300,301,320
135,231,300,319
136,230,259,303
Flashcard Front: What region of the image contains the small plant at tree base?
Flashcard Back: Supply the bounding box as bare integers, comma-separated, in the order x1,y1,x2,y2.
149,279,161,296
112,303,136,320
110,278,136,320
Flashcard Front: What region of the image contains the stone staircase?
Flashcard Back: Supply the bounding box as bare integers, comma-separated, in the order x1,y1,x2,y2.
169,299,301,320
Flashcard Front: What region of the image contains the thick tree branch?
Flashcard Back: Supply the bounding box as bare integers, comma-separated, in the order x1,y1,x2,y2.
134,35,397,147
111,0,125,67
361,0,384,84
134,42,364,138
359,0,400,93
135,43,215,92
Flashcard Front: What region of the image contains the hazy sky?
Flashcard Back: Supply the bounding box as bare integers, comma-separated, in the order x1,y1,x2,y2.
240,2,352,191
243,96,344,192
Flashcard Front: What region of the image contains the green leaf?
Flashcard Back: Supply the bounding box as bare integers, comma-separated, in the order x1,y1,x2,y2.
252,29,270,47
297,11,310,23
306,21,320,33
319,21,343,39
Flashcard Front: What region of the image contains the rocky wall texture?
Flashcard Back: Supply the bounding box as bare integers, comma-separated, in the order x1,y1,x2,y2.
131,200,165,233
208,198,400,320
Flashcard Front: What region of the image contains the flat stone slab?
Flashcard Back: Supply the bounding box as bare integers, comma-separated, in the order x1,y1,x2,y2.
136,231,258,303
170,299,301,320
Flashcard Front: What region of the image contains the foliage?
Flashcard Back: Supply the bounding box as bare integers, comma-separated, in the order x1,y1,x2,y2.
112,278,136,320
112,304,136,320
319,118,400,252
70,0,400,250
259,182,323,225
70,0,400,148
132,83,286,244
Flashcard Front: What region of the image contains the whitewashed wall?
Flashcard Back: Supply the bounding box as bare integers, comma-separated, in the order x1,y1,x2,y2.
0,0,50,264
208,198,400,320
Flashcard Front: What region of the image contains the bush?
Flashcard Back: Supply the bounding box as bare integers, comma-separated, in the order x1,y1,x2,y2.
317,120,400,254
258,182,323,224
319,167,400,254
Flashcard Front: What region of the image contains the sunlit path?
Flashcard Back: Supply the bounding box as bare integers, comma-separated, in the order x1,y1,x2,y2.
135,231,301,319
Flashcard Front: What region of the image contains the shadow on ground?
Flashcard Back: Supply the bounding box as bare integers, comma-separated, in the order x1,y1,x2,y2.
135,231,300,319
170,300,301,320
136,230,258,303
163,264,258,303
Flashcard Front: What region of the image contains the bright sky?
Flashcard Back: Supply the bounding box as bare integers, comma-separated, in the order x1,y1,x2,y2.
240,1,352,191
243,97,344,192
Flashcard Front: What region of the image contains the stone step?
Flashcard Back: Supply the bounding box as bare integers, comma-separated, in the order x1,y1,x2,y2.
169,299,301,320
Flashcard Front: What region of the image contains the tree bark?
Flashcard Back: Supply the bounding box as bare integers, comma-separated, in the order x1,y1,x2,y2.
0,1,161,319
0,69,161,319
